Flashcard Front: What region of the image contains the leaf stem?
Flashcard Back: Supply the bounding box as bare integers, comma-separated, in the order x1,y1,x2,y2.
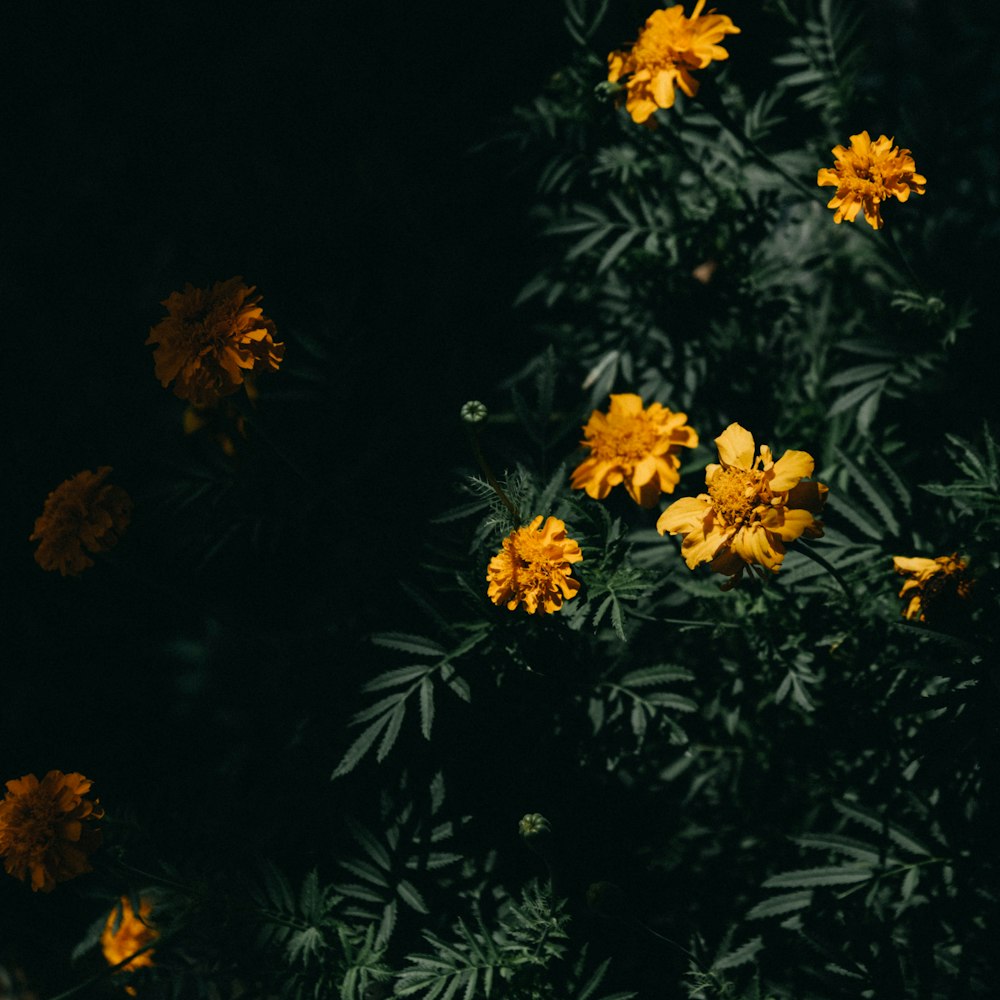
795,541,857,612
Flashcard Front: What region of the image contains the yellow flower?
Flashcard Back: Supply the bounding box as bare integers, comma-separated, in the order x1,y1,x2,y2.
817,131,926,230
102,895,158,984
146,277,284,406
657,423,827,587
0,771,104,892
893,554,972,622
571,393,698,508
608,1,741,124
30,467,132,576
487,516,583,614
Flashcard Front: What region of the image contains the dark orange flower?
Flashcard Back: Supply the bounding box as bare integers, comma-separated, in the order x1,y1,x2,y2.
0,771,104,892
146,277,284,406
892,554,973,622
102,895,158,985
30,467,132,576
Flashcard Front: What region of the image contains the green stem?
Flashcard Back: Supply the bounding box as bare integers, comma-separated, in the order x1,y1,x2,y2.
796,541,856,611
881,222,924,290
465,425,521,523
230,391,313,487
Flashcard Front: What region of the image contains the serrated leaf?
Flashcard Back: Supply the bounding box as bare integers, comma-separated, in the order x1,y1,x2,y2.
377,704,406,763
746,890,813,920
791,833,882,864
713,936,764,971
833,800,933,856
397,879,430,914
621,665,693,686
363,665,431,692
332,715,391,779
371,633,445,657
762,865,872,888
419,676,435,740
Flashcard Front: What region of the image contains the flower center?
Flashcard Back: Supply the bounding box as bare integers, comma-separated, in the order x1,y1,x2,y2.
707,467,761,525
12,795,58,851
590,419,660,465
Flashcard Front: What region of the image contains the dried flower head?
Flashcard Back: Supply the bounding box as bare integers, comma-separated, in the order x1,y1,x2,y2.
487,516,583,614
817,131,926,230
0,771,104,892
30,467,132,576
608,1,741,124
146,277,284,406
102,895,158,984
893,554,972,622
657,422,827,587
571,393,698,508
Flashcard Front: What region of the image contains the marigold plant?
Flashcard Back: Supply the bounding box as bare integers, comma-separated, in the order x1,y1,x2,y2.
102,895,158,985
570,393,698,507
30,467,132,576
146,277,284,406
892,554,972,622
0,771,104,892
817,131,926,230
657,422,827,587
487,515,583,614
608,1,741,124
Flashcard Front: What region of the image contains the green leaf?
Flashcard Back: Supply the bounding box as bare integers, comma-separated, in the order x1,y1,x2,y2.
745,890,813,920
762,865,872,888
332,715,391,778
419,676,435,740
371,633,446,657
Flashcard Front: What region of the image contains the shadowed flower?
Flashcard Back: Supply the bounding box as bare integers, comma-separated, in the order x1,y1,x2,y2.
0,771,104,892
657,422,827,587
608,1,741,124
817,131,926,230
571,393,698,507
893,554,972,622
30,467,132,576
102,895,158,988
487,516,583,614
146,277,284,406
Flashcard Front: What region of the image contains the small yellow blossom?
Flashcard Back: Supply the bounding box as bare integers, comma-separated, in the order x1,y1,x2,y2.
608,1,741,124
487,516,583,614
30,467,132,576
571,394,698,508
0,771,104,892
657,422,827,587
893,554,972,622
102,895,158,988
817,131,926,230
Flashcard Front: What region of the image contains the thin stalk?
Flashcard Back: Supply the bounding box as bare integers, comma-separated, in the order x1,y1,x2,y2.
796,540,857,612
464,423,520,522
881,222,924,291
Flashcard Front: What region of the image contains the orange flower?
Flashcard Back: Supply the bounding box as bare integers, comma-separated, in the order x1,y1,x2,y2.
102,895,158,984
893,554,972,622
608,1,741,124
487,516,583,614
30,467,132,576
817,131,926,230
657,423,827,587
0,771,104,892
571,394,698,507
146,277,284,406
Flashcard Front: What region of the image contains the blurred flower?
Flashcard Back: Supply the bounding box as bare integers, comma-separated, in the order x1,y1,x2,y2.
0,771,104,892
487,516,583,614
817,131,926,230
893,554,972,622
102,896,157,989
30,467,132,576
146,277,284,406
657,422,827,587
571,393,698,507
608,1,741,124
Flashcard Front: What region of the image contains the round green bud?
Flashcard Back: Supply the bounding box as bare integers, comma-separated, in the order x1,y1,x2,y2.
518,813,551,838
461,400,488,424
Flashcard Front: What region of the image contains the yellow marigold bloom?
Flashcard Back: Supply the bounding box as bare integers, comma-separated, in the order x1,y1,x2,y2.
657,423,827,587
571,393,698,508
487,516,583,614
817,131,926,230
0,771,104,892
146,277,284,406
102,896,158,983
30,467,132,576
893,554,972,622
608,1,741,124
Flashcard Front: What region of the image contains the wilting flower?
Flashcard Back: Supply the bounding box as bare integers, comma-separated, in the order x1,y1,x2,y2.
817,131,926,230
487,516,583,614
30,467,132,576
893,554,972,622
102,895,158,986
608,1,741,124
571,393,698,507
657,423,827,587
146,277,284,406
0,771,104,892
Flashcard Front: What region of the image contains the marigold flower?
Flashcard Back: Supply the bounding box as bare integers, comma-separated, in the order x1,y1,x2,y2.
817,131,926,230
146,277,284,406
893,554,972,622
0,771,104,892
608,1,741,124
30,467,132,576
487,516,583,614
657,422,827,587
102,895,158,984
571,394,698,508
